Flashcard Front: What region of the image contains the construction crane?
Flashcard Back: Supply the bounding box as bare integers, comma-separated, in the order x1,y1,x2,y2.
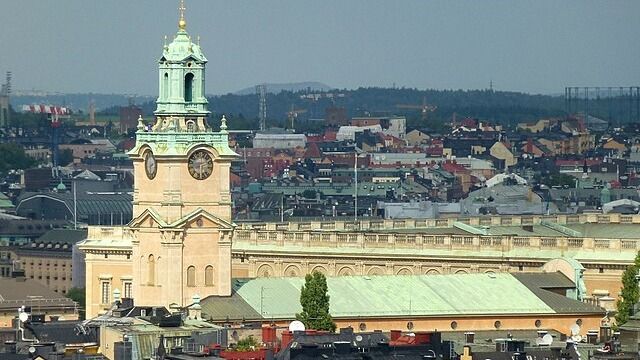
286,104,307,130
23,104,69,169
396,96,437,121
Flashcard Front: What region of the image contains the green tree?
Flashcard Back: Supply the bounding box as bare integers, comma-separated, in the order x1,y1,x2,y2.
235,335,258,352
301,189,317,199
66,287,86,320
616,251,640,326
58,149,74,167
296,272,336,332
0,143,36,173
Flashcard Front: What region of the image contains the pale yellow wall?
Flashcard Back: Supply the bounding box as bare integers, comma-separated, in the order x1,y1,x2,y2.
84,251,133,318
131,147,232,223
19,253,73,295
129,140,234,311
489,142,517,167
264,314,602,335
83,207,637,320
406,130,429,146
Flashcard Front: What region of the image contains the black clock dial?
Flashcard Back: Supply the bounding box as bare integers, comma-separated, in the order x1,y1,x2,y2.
144,151,157,180
188,150,213,180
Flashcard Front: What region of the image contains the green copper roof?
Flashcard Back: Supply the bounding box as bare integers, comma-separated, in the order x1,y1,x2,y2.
162,29,207,63
232,273,555,319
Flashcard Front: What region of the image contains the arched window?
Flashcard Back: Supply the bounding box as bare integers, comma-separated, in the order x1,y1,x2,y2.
186,120,195,132
205,265,214,286
187,266,196,287
184,73,194,102
147,255,155,285
163,73,169,99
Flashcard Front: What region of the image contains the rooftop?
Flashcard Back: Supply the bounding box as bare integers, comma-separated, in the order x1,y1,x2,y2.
201,273,603,321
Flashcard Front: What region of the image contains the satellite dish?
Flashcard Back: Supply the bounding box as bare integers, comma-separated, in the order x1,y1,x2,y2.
570,324,581,336
355,335,363,342
28,346,36,354
289,320,306,332
19,312,29,323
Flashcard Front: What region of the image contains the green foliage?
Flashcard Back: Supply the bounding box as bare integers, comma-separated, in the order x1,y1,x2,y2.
296,272,336,332
235,335,258,352
58,149,74,167
301,189,317,199
66,287,86,320
0,143,37,174
616,252,640,326
543,173,577,188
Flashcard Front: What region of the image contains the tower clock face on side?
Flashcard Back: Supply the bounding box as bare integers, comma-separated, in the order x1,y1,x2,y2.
144,151,157,180
188,150,214,180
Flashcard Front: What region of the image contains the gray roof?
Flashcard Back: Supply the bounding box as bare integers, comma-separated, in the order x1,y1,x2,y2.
0,276,77,310
35,229,88,244
513,273,604,314
200,291,262,321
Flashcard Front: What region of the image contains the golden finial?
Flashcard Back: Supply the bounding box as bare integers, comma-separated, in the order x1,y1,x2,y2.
178,0,187,30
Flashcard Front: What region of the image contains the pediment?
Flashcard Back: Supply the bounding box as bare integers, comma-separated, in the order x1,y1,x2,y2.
128,208,168,229
170,208,234,230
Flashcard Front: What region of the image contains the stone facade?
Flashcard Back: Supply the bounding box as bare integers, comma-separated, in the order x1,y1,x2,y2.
81,212,637,318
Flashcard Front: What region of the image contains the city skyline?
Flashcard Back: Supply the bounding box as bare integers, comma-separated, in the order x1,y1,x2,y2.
1,0,639,96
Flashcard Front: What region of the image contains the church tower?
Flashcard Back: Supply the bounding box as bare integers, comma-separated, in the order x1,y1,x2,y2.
127,1,237,309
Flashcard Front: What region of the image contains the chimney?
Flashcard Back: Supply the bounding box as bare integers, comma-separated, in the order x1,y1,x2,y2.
460,346,472,360
262,325,277,344
188,294,202,320
281,331,294,348
600,325,612,343
390,330,402,341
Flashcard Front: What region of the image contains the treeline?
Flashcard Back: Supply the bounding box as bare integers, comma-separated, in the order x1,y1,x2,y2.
122,87,567,131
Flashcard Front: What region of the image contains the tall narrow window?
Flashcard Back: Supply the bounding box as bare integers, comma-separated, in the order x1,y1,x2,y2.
184,73,194,102
187,266,196,287
101,281,111,304
147,255,155,285
163,73,169,99
205,265,214,286
123,282,132,298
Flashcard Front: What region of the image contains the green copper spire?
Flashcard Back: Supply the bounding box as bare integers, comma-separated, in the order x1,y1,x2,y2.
155,0,208,117
129,1,236,159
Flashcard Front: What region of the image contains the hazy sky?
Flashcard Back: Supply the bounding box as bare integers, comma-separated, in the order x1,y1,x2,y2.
1,1,639,95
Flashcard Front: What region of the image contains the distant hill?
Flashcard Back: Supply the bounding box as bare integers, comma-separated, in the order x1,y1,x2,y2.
234,82,332,95
10,93,154,112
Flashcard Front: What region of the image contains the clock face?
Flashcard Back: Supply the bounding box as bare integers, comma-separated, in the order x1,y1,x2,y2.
188,150,213,180
144,151,157,180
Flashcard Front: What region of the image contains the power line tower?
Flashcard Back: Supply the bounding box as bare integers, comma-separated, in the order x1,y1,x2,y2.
256,84,267,130
0,71,11,128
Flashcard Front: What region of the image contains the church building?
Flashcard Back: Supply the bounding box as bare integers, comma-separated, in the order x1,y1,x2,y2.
80,2,237,316
79,3,632,334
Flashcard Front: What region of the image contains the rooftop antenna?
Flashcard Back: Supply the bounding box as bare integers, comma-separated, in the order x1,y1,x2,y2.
257,84,267,130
